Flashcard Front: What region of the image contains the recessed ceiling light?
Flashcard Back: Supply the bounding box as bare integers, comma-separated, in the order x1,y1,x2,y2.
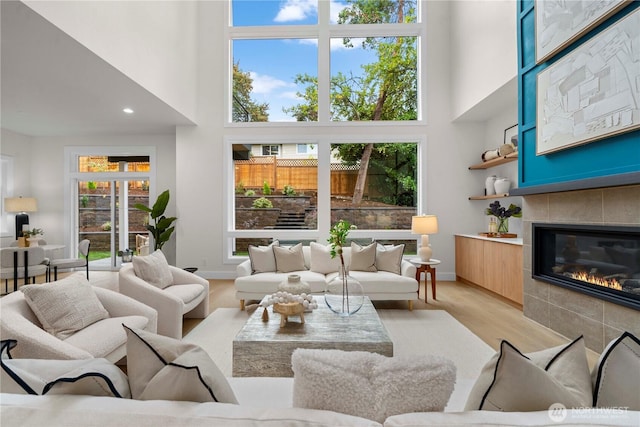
123,107,134,114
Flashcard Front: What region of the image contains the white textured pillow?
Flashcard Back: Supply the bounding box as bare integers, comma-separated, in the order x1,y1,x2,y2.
375,244,405,274
132,250,173,289
349,242,377,272
309,242,341,274
274,243,306,273
464,337,592,411
124,325,238,403
21,274,109,340
248,241,279,273
592,331,640,410
292,348,455,423
1,339,130,398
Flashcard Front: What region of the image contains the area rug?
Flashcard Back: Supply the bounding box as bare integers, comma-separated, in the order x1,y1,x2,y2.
183,308,494,380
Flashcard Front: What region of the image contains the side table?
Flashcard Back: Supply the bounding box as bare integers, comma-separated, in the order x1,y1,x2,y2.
410,259,441,302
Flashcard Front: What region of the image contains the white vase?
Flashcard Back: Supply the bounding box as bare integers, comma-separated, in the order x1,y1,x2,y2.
278,274,310,295
494,178,511,194
27,237,40,247
485,175,497,195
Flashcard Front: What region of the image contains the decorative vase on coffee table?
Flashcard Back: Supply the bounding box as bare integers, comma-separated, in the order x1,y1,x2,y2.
325,265,364,317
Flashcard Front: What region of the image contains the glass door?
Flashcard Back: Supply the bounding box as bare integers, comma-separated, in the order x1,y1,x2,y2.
77,179,149,269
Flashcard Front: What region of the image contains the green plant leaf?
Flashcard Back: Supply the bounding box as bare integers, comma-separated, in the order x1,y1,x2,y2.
151,190,170,219
134,203,152,213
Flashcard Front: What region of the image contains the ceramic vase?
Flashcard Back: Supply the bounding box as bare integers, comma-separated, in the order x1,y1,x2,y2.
494,178,511,194
485,175,497,196
278,274,311,295
325,265,364,316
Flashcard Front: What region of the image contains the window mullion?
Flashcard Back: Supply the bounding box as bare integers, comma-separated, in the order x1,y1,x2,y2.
317,0,330,123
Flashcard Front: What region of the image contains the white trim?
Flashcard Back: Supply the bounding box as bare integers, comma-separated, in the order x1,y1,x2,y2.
63,146,157,262
0,155,15,237
223,134,426,264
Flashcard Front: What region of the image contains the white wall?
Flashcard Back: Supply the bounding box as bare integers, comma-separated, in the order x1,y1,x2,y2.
6,133,177,262
23,0,199,123
1,129,34,245
450,0,517,120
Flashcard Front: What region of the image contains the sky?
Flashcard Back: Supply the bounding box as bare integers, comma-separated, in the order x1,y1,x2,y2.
232,0,376,122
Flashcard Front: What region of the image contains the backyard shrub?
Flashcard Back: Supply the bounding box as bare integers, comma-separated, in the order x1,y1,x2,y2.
262,181,272,195
283,185,296,196
252,197,273,209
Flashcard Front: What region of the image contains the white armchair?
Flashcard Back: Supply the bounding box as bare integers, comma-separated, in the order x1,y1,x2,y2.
119,263,209,339
0,282,157,362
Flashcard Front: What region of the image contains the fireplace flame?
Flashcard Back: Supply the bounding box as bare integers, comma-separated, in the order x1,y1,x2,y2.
569,272,622,291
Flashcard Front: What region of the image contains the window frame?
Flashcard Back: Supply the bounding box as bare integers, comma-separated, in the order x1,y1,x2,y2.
223,134,425,263
225,0,426,126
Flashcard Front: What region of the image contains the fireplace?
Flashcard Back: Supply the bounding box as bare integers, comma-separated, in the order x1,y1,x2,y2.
532,223,640,311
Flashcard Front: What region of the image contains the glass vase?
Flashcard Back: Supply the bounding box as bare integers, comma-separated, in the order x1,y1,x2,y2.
497,217,509,234
324,265,364,316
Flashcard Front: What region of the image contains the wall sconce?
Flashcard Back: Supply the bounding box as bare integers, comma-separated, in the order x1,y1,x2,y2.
411,215,438,262
4,196,38,239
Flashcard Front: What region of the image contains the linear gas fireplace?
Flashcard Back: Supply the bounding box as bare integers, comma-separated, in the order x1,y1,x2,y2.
532,223,640,311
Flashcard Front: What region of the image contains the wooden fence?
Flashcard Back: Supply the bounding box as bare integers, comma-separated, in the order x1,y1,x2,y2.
234,157,360,196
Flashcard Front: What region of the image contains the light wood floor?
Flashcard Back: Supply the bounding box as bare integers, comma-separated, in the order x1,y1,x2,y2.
188,278,600,367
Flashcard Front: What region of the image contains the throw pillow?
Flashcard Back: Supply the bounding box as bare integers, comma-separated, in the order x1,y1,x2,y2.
274,243,306,273
292,348,455,423
132,250,173,289
248,240,279,273
592,331,640,410
21,274,109,340
0,339,130,398
464,336,592,411
309,242,341,274
349,242,377,272
124,325,237,403
375,243,405,275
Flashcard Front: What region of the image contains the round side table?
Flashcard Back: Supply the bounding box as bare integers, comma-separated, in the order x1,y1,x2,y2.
410,259,441,302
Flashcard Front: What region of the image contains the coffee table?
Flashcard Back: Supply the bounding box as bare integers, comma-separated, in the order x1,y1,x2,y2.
232,296,393,377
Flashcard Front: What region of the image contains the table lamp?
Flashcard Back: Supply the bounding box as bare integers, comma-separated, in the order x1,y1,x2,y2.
4,196,38,238
411,215,438,262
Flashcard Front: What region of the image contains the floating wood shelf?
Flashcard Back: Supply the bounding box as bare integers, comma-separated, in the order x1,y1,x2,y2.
469,193,510,200
468,152,518,170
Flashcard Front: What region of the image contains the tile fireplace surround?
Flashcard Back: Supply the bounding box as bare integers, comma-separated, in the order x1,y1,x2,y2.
522,184,640,353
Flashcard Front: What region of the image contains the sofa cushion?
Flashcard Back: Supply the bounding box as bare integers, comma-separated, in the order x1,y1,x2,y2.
248,241,279,273
592,331,640,410
292,348,455,423
164,284,206,305
464,336,592,411
1,339,130,398
64,315,149,358
132,250,173,289
125,325,237,404
349,242,377,272
343,270,418,293
21,275,109,340
274,243,306,273
235,271,328,295
375,244,404,275
309,242,341,274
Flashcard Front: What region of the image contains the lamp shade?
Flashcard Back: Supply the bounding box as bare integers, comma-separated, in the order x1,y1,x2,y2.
4,197,38,213
411,215,438,234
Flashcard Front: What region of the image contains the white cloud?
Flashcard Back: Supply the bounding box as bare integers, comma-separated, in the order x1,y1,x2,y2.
273,0,348,23
280,90,302,100
274,0,317,22
249,72,293,95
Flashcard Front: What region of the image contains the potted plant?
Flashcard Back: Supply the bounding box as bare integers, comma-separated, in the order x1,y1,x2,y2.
134,189,177,251
23,228,44,247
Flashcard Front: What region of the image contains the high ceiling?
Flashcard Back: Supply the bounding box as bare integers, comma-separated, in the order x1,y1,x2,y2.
0,1,194,138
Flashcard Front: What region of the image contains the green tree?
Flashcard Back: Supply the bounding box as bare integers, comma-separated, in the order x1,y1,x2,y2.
285,0,417,205
233,62,269,122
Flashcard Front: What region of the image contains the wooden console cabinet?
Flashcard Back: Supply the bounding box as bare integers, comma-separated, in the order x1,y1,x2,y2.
455,235,523,306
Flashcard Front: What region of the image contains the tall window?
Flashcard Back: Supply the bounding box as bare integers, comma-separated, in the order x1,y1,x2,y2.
225,0,425,260
229,0,422,123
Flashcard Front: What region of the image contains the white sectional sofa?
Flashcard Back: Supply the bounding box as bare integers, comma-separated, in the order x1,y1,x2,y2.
235,243,419,310
2,377,638,426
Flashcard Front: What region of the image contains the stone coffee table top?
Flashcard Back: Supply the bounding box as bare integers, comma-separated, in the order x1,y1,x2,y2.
232,296,393,377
